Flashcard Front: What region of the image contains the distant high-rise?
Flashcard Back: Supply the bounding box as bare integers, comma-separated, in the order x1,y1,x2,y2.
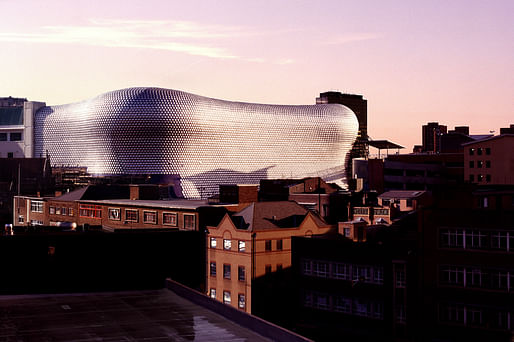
422,122,447,153
316,92,367,182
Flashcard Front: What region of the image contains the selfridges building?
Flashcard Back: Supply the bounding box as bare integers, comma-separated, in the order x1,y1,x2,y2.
34,87,358,198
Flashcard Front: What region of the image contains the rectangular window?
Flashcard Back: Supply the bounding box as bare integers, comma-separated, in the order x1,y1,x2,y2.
18,216,24,223
49,206,55,215
491,232,508,250
69,208,74,216
477,161,483,168
477,174,483,182
469,148,474,155
477,148,483,155
238,240,246,252
238,266,245,281
223,291,231,304
313,261,329,278
486,160,491,168
209,288,216,299
238,294,245,309
485,147,491,155
55,207,61,215
486,174,491,182
373,267,384,284
125,209,138,222
163,212,177,226
469,174,474,182
439,265,465,286
143,211,157,224
80,204,102,219
223,264,231,279
344,228,351,237
395,266,406,288
184,214,196,229
108,208,121,221
209,262,216,277
469,161,474,168
353,265,371,282
9,132,22,141
333,263,349,280
265,264,272,274
0,133,7,141
30,219,43,226
210,237,217,248
302,260,312,275
61,207,67,216
265,240,272,251
223,239,232,250
334,296,352,313
276,239,283,251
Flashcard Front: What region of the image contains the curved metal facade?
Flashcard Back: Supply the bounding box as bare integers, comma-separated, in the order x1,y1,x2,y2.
34,87,358,198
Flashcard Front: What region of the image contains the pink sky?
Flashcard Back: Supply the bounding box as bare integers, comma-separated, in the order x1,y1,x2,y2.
1,0,512,151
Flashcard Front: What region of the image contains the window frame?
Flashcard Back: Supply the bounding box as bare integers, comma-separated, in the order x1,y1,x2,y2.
108,208,121,221
183,213,196,229
210,237,217,248
223,264,231,279
143,210,157,224
125,209,138,222
223,239,232,250
162,212,178,226
209,262,216,277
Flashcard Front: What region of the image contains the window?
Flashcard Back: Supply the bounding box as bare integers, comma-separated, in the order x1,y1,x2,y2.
477,161,483,168
353,207,369,215
469,161,474,168
223,264,231,279
209,289,216,299
209,262,216,277
373,267,384,284
143,211,157,224
210,237,217,248
69,208,74,216
491,232,508,250
440,229,465,248
491,271,509,290
276,239,283,250
343,228,351,237
0,133,6,141
30,219,43,226
184,214,196,229
477,148,483,156
486,174,491,182
469,174,474,182
108,208,120,221
396,304,406,324
477,174,483,182
18,216,24,224
265,264,272,274
7,152,13,158
238,240,245,252
395,265,406,288
238,266,245,281
466,268,482,287
223,291,231,304
313,261,329,278
485,148,491,155
277,264,283,271
333,263,349,280
238,294,245,309
9,132,22,141
125,209,138,222
486,160,491,168
61,207,67,216
55,207,61,215
334,296,352,313
353,265,371,282
163,212,177,226
49,206,55,215
223,239,231,250
469,148,474,155
265,240,272,251
302,260,312,275
315,293,329,310
465,230,487,249
440,265,465,286
80,204,102,219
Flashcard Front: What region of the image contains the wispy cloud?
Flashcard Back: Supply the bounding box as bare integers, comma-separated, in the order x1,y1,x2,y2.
321,33,382,45
0,19,257,59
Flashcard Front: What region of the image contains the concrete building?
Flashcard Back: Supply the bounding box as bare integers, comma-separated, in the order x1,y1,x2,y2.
206,201,331,314
463,134,514,185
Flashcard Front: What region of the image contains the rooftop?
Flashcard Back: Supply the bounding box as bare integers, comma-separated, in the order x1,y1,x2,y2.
378,190,427,199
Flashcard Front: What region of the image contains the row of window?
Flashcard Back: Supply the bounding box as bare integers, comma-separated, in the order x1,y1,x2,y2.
79,205,103,218
209,262,246,281
0,132,22,141
303,290,386,320
439,265,514,292
440,228,514,251
469,174,491,182
439,302,512,330
469,160,491,168
209,289,245,309
30,200,44,213
210,238,246,252
301,259,386,286
469,147,491,156
49,206,74,217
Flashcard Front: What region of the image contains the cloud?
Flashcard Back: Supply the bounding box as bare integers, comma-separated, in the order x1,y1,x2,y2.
321,33,382,45
0,19,252,59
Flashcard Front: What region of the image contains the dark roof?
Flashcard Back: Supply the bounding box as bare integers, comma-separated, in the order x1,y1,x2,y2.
367,140,404,149
0,107,23,125
379,190,426,199
462,134,514,146
231,201,326,231
53,186,89,201
0,289,272,341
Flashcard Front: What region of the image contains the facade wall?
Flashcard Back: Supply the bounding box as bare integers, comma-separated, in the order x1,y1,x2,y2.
463,136,514,185
34,87,358,198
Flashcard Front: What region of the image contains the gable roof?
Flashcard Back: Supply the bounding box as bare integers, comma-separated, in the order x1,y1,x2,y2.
230,201,326,231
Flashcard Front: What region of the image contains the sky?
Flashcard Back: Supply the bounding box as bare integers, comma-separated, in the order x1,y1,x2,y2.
0,0,512,151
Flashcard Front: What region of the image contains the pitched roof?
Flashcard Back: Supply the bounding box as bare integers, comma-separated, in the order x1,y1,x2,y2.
378,190,426,199
231,201,326,231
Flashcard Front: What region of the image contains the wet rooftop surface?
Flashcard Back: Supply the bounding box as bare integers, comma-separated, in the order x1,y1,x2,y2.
0,289,271,341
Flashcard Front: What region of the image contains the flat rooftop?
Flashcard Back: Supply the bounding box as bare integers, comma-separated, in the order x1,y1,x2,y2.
0,289,271,341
